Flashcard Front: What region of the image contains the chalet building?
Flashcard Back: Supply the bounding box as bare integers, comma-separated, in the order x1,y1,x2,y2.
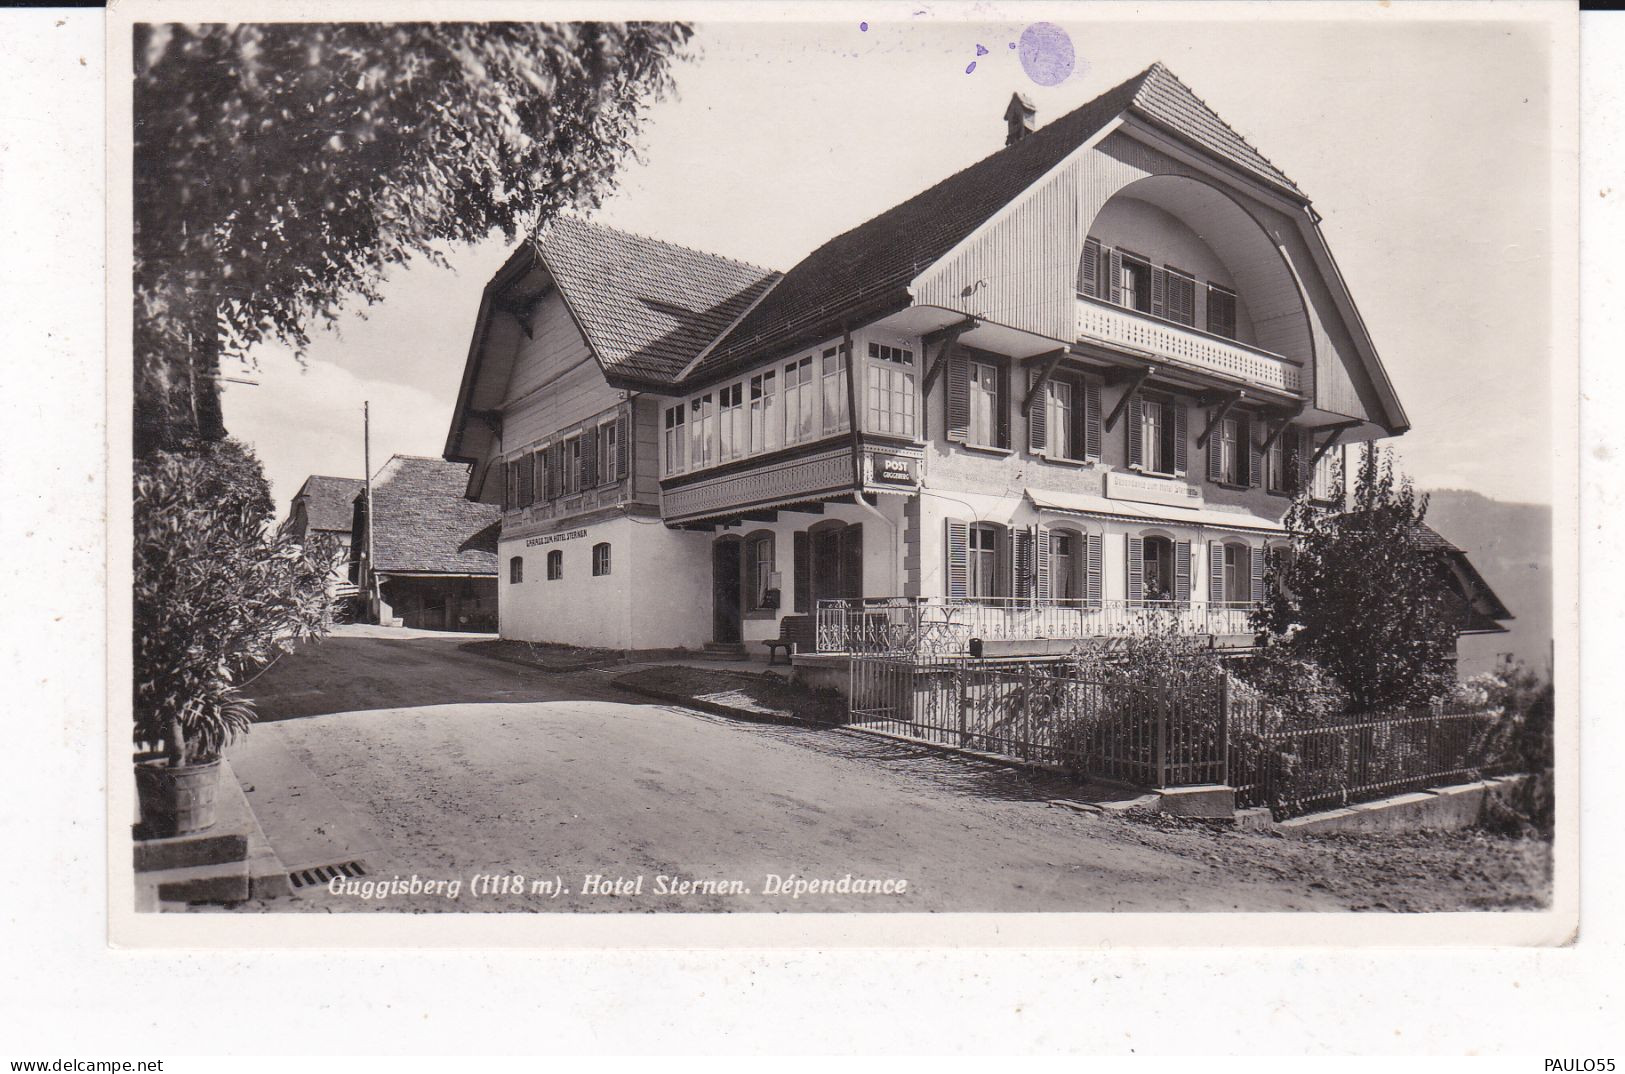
280,474,365,598
351,455,501,632
444,63,1418,657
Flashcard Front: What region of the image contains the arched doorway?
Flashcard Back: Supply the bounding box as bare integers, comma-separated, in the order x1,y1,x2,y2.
712,536,743,643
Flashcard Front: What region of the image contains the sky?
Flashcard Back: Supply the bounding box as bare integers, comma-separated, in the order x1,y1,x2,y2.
221,14,1559,515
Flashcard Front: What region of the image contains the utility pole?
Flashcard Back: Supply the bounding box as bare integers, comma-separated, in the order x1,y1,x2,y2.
364,401,379,619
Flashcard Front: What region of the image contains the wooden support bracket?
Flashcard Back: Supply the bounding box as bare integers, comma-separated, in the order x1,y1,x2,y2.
1195,391,1242,450
1103,365,1154,433
920,317,978,397
1258,403,1306,454
1309,419,1363,464
1020,348,1068,416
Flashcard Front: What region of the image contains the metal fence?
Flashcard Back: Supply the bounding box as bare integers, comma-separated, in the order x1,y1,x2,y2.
817,597,1255,658
846,654,1229,787
845,652,1509,809
1227,700,1512,817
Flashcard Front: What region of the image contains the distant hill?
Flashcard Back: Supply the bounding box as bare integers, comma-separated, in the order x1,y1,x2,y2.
1421,489,1552,678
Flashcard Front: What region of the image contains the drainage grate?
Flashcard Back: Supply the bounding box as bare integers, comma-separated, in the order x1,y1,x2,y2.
288,860,368,890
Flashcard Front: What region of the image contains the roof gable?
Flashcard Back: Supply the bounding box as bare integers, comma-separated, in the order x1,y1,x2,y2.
369,456,500,574
538,216,779,385
292,475,364,533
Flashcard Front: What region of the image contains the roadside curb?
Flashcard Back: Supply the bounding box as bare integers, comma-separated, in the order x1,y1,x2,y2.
460,641,624,674
611,679,826,729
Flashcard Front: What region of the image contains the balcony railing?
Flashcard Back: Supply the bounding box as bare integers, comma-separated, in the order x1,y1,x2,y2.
816,597,1259,657
1075,296,1302,395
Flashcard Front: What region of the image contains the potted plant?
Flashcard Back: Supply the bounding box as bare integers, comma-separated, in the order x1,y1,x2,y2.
133,441,333,837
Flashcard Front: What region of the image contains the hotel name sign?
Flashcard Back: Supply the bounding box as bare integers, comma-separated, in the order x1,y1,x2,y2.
1106,471,1204,510
525,528,588,548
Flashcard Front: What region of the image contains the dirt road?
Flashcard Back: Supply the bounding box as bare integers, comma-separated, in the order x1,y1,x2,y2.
235,626,1548,913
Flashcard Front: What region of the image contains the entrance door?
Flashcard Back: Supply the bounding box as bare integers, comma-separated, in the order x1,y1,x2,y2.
810,523,863,605
712,539,743,643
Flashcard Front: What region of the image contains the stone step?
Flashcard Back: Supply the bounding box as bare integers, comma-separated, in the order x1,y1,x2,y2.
133,830,248,873
140,859,251,905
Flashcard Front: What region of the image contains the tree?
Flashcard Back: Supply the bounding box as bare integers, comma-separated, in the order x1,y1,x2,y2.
133,21,693,451
1254,443,1460,710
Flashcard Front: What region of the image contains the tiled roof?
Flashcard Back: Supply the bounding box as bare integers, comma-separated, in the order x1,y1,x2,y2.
686,62,1302,386
1128,63,1300,198
537,216,780,384
369,456,500,575
292,475,363,534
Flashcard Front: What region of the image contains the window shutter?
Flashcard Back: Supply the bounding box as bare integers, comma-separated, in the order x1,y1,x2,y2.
615,410,630,480
518,451,535,507
532,450,546,503
1084,378,1102,460
1126,392,1143,469
504,461,518,510
548,443,564,499
1079,239,1100,297
581,425,599,488
1027,368,1047,454
1290,428,1312,493
1246,415,1263,488
1151,267,1167,318
1208,541,1226,604
994,524,1011,599
1207,415,1225,483
1172,400,1188,475
1086,533,1103,608
793,530,810,612
945,519,969,600
1108,248,1123,306
1035,526,1051,602
1251,545,1266,603
1174,540,1192,605
1126,535,1144,604
996,362,1010,448
945,346,970,442
1013,528,1033,600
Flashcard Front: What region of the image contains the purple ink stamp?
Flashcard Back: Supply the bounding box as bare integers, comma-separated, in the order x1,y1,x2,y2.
860,21,868,32
1018,22,1075,86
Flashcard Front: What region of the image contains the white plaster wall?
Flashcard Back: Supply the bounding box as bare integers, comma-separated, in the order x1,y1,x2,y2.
498,516,712,650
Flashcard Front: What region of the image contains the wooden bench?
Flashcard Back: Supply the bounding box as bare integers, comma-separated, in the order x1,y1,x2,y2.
763,614,816,666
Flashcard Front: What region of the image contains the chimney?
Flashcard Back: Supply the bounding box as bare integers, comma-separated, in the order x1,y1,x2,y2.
1004,92,1036,146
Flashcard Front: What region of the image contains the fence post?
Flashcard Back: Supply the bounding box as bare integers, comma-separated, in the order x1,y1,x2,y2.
956,662,969,748
1219,673,1231,787
1155,692,1168,789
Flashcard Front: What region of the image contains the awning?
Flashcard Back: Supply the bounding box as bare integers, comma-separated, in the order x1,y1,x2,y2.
1024,487,1285,533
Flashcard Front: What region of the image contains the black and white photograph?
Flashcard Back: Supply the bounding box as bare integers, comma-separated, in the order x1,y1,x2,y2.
107,1,1577,940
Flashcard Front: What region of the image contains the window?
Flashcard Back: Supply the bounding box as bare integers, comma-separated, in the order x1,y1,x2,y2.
783,356,815,444
509,556,523,584
1120,255,1152,314
1215,416,1240,485
745,532,775,611
546,549,563,581
718,382,745,461
598,421,618,483
591,542,611,577
867,342,916,437
749,371,781,454
1312,449,1338,502
968,359,1002,447
663,405,686,476
689,394,715,469
1265,432,1288,493
1207,284,1238,340
1221,543,1253,603
1165,268,1196,327
563,436,581,495
821,348,849,435
1140,396,1177,474
1045,378,1073,458
1052,531,1079,602
968,523,1002,599
1143,535,1173,603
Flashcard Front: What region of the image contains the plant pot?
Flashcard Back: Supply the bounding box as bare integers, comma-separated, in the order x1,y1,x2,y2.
134,757,222,838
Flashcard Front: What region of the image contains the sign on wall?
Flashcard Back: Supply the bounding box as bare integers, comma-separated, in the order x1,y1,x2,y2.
524,528,588,548
1105,471,1204,510
872,454,916,484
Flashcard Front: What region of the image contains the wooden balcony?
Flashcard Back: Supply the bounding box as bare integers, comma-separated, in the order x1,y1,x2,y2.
1075,296,1302,395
